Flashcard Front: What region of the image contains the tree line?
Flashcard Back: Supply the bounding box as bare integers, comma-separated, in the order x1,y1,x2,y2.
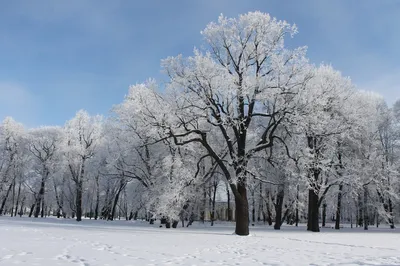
0,12,399,236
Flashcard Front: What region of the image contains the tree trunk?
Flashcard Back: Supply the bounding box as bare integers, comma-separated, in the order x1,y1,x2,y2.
19,197,25,217
34,196,42,218
11,179,16,217
172,220,179,228
274,185,284,230
376,210,379,228
28,203,35,217
94,174,100,220
307,189,320,232
35,167,48,218
211,179,217,226
295,184,299,227
187,212,195,227
357,195,363,227
335,183,343,230
251,188,256,224
0,181,14,215
322,202,327,227
307,136,321,232
110,184,124,221
181,216,185,227
200,185,206,223
41,199,45,218
266,203,273,226
54,176,64,218
388,198,395,229
123,189,128,221
234,183,249,236
258,183,262,222
227,184,232,221
350,211,353,229
76,180,83,222
14,181,21,217
363,186,368,230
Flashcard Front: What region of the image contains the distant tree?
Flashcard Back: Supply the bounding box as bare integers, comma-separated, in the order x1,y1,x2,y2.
63,110,102,221
28,126,61,218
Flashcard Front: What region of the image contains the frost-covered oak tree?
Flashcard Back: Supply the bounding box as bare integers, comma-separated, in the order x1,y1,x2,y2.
123,12,311,235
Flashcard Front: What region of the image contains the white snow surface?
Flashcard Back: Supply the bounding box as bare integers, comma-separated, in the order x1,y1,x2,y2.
0,217,399,266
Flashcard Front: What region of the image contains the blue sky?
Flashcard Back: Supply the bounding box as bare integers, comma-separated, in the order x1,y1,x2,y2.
1,0,399,127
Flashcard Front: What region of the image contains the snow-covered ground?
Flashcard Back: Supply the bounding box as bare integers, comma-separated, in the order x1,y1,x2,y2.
0,217,399,266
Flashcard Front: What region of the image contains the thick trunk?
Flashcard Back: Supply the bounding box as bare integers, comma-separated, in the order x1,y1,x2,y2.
335,183,343,230
307,189,320,232
234,183,249,236
306,136,321,232
274,186,284,230
75,180,83,222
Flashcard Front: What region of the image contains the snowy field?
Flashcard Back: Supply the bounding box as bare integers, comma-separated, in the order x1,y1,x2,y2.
0,217,399,266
